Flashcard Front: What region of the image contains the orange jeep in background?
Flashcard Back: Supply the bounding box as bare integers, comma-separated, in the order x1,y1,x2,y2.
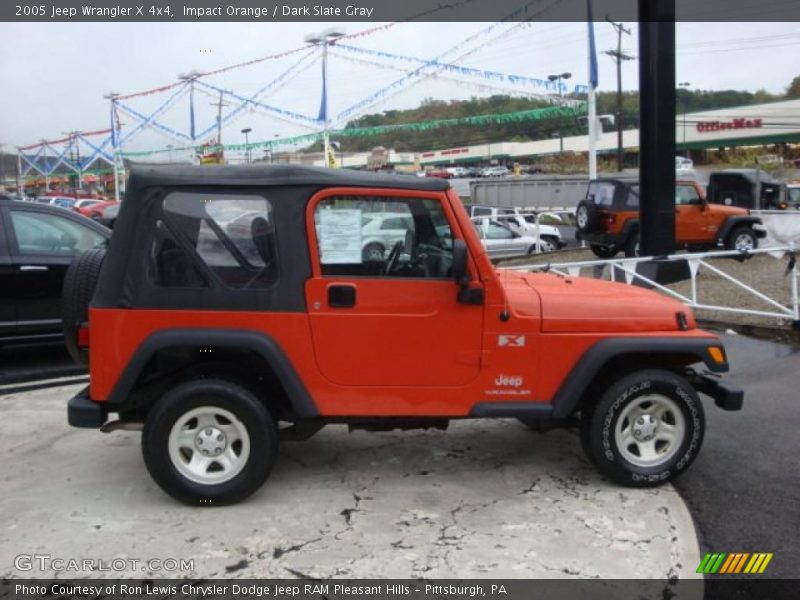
65,165,742,505
575,178,767,258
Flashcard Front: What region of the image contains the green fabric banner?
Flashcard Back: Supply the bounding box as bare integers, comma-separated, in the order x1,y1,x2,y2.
119,103,587,158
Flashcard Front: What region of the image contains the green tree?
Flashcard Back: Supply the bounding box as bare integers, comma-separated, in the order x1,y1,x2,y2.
787,75,800,98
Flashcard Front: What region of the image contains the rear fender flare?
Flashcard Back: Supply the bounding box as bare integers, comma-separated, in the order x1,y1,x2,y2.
104,328,317,417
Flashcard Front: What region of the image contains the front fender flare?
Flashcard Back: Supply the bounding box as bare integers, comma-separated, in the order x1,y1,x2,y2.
550,337,728,419
716,216,761,243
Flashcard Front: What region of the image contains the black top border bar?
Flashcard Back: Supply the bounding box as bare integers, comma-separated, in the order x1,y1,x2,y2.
3,0,800,22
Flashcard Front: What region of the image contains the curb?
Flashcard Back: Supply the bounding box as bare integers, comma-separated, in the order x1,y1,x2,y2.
697,319,800,346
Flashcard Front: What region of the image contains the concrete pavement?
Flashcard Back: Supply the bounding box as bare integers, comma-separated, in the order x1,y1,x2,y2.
0,384,700,580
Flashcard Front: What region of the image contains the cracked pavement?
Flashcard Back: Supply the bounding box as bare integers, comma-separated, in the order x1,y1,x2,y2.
1,384,700,579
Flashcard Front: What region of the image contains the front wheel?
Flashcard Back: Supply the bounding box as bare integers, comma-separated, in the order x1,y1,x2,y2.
362,242,386,262
624,232,641,258
142,378,278,505
580,369,705,487
726,227,758,253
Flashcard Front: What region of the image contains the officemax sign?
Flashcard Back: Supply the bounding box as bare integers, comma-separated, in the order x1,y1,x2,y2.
696,118,763,133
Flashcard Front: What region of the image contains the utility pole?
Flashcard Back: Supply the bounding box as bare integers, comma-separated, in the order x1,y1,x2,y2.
209,92,230,163
0,143,5,192
604,17,633,172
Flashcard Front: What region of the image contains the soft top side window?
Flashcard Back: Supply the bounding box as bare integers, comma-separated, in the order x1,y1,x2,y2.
153,192,277,289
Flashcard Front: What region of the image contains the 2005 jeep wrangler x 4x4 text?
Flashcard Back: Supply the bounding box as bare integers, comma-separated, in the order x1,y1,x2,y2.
66,165,742,505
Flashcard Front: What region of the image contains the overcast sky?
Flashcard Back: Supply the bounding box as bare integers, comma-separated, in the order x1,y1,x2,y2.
0,21,797,154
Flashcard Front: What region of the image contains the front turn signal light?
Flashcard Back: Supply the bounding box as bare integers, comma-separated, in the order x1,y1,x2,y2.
708,346,726,364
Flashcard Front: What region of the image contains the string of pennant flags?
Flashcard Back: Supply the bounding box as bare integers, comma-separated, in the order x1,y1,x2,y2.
19,0,591,183
118,103,587,158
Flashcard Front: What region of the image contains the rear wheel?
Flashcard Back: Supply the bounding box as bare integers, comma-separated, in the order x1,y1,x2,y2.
142,378,278,506
580,369,705,487
62,248,106,365
590,244,618,259
726,227,757,252
624,232,641,258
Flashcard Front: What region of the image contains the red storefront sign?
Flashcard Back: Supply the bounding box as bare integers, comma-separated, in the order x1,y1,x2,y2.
696,118,763,133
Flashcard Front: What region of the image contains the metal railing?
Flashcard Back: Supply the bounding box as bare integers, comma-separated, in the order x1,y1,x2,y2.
503,246,800,323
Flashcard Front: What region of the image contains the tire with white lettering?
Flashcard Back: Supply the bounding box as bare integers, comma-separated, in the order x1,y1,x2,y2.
142,378,278,506
580,369,704,487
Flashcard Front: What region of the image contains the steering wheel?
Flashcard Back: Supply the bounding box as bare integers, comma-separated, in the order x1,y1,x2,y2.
384,240,404,275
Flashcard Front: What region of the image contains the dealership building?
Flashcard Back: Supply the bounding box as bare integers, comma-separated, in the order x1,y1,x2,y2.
322,99,800,169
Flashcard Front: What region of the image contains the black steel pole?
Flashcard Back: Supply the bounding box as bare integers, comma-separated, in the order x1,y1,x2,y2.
616,48,624,170
638,0,676,256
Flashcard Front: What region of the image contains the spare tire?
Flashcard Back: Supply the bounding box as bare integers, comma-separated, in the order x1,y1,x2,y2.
62,248,106,365
575,200,598,233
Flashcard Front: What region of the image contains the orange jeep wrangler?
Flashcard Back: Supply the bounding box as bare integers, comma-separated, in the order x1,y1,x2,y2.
65,165,742,505
575,178,767,258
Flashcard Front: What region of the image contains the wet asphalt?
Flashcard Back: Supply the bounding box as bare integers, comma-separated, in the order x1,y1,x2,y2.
672,331,800,585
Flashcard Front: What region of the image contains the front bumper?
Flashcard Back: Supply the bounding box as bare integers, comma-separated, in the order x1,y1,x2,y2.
68,386,108,427
690,371,744,411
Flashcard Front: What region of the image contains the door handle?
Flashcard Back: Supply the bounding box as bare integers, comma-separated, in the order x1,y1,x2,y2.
328,284,356,308
19,265,48,271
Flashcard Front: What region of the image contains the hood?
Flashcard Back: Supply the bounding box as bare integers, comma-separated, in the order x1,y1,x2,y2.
709,203,750,217
510,272,694,333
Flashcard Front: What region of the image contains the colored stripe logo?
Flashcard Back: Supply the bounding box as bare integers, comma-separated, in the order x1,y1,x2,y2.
697,552,773,574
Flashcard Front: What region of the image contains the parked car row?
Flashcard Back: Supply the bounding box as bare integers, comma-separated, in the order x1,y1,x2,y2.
420,165,513,179
20,194,121,222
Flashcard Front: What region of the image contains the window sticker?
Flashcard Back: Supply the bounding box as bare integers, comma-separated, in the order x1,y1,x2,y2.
318,208,363,264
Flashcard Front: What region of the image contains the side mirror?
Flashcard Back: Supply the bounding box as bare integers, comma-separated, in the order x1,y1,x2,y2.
452,239,468,284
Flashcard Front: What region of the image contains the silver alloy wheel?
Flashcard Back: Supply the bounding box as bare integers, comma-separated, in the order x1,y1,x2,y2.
168,406,250,485
614,394,686,468
576,206,588,229
734,232,755,252
364,245,384,260
538,238,557,253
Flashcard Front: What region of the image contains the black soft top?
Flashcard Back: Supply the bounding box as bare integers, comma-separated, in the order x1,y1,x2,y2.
126,163,450,192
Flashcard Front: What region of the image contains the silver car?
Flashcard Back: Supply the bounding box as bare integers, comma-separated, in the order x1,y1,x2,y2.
473,218,554,258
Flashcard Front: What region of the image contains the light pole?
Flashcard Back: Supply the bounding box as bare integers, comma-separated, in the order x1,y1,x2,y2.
64,131,82,195
241,128,252,163
104,92,123,202
178,70,201,142
678,82,691,156
304,27,345,168
548,72,572,155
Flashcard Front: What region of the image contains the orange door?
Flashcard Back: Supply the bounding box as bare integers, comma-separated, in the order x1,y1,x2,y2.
306,278,483,386
305,188,484,387
675,183,709,243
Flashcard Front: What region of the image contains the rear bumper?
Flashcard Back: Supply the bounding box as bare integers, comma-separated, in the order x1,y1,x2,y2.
575,230,626,247
691,371,743,411
68,386,108,427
